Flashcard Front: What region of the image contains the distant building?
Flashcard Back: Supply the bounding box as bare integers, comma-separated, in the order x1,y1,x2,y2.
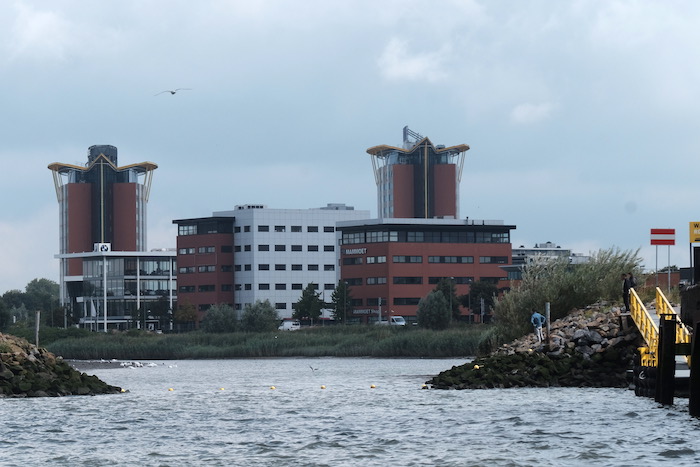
173,204,370,322
49,145,175,330
337,218,515,323
506,241,591,281
367,126,469,219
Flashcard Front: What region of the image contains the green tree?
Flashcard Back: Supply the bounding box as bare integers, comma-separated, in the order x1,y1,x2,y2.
417,290,451,330
493,247,641,342
201,303,238,333
329,281,352,323
465,281,498,316
241,299,279,332
0,299,11,332
293,283,324,322
433,278,460,320
2,290,25,310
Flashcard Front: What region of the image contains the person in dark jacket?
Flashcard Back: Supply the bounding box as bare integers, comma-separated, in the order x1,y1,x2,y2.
622,273,631,311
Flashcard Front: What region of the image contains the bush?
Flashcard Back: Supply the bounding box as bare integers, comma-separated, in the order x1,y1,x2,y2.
240,299,279,333
201,304,238,333
417,290,451,330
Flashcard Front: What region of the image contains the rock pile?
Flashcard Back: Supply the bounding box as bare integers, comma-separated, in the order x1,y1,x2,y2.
428,306,643,389
0,333,123,398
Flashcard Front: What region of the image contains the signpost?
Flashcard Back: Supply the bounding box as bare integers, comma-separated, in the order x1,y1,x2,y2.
651,228,675,291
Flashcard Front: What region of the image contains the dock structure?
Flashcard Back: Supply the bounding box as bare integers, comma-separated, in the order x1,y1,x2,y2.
628,287,699,414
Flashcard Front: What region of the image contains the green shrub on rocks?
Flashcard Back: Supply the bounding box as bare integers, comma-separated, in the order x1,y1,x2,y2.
0,332,123,398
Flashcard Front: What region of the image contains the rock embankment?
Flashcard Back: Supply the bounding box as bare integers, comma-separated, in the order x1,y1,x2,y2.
0,333,123,398
429,306,642,389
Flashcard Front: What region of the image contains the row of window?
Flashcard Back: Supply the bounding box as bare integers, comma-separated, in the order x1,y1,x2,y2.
235,225,336,233
254,244,335,252
345,276,475,286
180,283,337,293
179,246,233,254
342,230,510,245
343,256,507,265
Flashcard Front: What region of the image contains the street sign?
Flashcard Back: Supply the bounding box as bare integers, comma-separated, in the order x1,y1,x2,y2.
690,222,700,243
651,228,675,246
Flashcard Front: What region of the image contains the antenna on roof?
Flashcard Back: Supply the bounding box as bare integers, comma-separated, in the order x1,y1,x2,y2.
402,126,423,149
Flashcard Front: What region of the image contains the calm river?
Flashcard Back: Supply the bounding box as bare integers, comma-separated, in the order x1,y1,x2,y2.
2,358,700,466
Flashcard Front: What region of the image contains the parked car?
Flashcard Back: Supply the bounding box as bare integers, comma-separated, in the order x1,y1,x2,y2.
278,320,301,331
375,316,406,326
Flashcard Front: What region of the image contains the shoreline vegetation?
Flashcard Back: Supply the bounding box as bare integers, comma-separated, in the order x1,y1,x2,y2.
35,325,493,360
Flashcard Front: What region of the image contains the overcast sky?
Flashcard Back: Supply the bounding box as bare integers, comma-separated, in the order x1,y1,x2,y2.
1,0,699,293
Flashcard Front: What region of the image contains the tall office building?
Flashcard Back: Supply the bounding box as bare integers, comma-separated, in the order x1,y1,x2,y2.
49,145,173,330
367,126,469,219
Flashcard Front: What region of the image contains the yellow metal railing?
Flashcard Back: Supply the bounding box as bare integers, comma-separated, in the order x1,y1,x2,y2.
629,288,658,367
628,287,692,367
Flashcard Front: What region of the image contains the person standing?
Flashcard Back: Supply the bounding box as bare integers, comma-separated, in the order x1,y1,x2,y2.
531,311,546,342
622,273,631,312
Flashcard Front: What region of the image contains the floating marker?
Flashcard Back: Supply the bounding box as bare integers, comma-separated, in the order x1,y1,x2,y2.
168,388,174,391
320,385,326,389
121,388,126,393
370,384,376,389
421,384,428,389
270,386,276,390
219,388,225,391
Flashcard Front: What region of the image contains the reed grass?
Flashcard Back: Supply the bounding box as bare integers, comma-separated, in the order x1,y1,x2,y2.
45,325,489,360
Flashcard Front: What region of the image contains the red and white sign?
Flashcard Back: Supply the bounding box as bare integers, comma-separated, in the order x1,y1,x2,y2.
650,228,675,245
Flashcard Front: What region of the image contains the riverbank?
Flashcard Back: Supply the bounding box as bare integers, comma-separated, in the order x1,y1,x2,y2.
428,305,642,389
0,333,123,397
43,325,491,359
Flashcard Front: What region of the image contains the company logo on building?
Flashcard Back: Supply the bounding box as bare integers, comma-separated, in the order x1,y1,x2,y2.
94,243,111,252
343,248,367,255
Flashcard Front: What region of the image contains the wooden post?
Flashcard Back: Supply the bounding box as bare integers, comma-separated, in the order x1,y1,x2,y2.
545,302,551,348
689,322,700,416
655,315,676,405
35,310,40,347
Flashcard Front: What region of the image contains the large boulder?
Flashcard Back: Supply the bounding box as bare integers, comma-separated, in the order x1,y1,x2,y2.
0,333,123,398
428,306,643,389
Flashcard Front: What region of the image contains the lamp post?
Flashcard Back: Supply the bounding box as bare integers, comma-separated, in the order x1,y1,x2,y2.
343,281,347,325
450,277,454,321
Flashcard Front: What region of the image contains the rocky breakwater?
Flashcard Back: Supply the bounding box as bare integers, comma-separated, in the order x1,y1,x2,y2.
428,306,643,389
0,333,123,398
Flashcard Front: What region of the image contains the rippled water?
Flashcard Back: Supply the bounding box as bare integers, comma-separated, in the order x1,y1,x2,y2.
3,358,700,466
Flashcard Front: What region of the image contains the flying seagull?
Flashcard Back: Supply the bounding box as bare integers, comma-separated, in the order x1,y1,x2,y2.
154,88,192,96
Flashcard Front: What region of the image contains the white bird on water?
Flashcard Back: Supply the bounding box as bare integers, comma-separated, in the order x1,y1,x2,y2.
154,88,192,96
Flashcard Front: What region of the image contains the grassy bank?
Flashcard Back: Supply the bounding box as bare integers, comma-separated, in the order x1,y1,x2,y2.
39,325,493,360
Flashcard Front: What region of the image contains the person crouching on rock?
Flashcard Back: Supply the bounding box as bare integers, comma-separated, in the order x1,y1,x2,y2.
531,310,546,342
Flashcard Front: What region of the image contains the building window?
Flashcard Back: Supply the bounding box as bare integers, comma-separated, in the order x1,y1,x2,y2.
308,226,318,232
366,277,387,285
198,285,215,292
393,255,422,263
291,226,302,232
324,226,334,233
178,285,195,293
291,245,302,251
259,283,270,290
291,283,303,290
428,256,474,264
308,264,319,271
221,245,233,253
291,264,303,271
244,226,250,232
258,225,269,232
275,264,286,271
394,297,420,305
259,264,270,271
198,246,215,254
345,278,362,286
178,225,196,236
243,284,251,290
234,227,241,233
275,283,286,290
178,247,195,255
393,277,423,285
234,265,242,271
234,246,242,252
429,277,474,284
350,298,363,307
324,245,335,252
324,264,335,271
479,277,505,284
275,245,286,252
324,283,335,290
258,244,270,251
222,284,233,291
308,245,319,252
178,266,195,274
343,257,363,265
198,265,216,273
366,256,386,264
367,298,387,306
275,303,287,310
244,264,252,271
244,245,251,252
480,256,508,264
275,225,286,232
221,265,233,272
